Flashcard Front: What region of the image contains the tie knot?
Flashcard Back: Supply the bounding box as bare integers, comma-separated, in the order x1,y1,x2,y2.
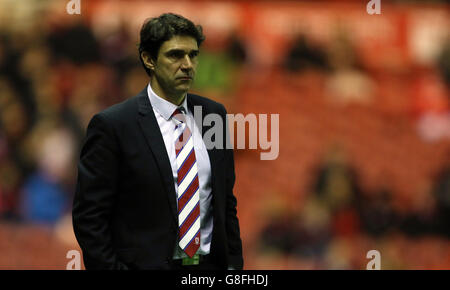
172,107,186,123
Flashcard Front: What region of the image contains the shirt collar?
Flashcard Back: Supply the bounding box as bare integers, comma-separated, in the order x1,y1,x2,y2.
147,82,189,121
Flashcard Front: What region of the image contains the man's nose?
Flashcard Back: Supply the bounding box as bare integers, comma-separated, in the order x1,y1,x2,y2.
180,55,193,70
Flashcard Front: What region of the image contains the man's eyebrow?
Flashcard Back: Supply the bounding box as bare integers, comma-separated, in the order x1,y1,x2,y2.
165,49,199,55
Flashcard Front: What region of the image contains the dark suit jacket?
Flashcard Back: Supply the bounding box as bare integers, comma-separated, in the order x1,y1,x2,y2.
72,88,243,270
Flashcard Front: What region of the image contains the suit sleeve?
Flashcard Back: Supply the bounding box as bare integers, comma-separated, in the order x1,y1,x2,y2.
72,113,128,270
221,105,244,270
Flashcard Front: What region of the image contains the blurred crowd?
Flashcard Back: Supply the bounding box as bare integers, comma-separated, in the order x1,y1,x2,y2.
258,145,449,269
0,17,129,225
255,21,449,269
0,1,449,269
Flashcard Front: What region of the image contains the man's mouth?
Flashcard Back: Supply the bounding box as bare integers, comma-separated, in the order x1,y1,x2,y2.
177,76,192,80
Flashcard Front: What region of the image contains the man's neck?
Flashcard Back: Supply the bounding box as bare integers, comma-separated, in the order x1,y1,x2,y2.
150,78,186,106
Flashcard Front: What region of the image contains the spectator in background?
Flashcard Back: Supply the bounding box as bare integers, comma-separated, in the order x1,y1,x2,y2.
313,145,362,210
325,28,375,106
0,79,30,146
192,31,245,97
292,194,332,260
98,20,133,72
19,120,76,226
47,19,100,65
283,33,328,72
226,32,247,65
358,177,398,237
259,208,298,256
312,144,363,237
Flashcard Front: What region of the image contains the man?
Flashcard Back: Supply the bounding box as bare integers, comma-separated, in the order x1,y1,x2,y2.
72,13,243,270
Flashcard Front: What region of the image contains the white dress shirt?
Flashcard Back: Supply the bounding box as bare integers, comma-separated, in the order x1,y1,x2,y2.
147,83,213,259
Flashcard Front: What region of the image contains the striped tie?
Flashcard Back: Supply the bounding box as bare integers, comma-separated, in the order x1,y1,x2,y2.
172,108,201,258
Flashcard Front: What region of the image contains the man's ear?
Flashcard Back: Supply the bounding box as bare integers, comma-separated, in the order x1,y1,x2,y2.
141,51,155,70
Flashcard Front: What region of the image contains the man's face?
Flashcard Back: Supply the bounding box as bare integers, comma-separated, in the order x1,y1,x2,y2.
151,35,199,98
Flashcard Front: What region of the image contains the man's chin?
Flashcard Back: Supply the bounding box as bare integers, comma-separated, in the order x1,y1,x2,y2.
175,83,192,92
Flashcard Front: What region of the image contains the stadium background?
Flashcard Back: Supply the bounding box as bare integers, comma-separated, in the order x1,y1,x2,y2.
0,0,448,269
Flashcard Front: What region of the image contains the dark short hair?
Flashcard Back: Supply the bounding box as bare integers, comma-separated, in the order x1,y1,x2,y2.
138,13,205,76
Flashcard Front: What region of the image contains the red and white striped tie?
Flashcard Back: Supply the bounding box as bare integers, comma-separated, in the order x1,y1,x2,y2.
173,108,201,258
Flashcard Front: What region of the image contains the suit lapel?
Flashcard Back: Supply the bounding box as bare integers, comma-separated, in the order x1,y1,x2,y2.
136,90,178,225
